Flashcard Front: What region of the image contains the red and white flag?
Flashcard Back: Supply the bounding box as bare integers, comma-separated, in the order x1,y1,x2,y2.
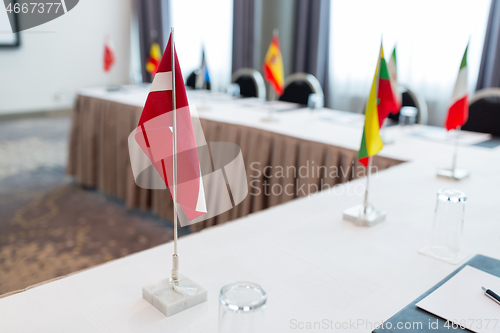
134,33,206,221
103,36,115,72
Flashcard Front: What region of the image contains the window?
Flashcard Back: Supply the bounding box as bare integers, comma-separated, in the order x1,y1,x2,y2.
329,0,491,126
168,0,233,92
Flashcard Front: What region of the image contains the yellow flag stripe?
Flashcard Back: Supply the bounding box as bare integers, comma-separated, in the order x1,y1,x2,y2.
359,44,384,160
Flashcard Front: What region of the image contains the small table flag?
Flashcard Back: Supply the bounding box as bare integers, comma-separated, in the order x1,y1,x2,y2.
146,42,162,77
103,37,115,72
263,33,285,96
387,46,402,112
445,44,469,131
134,33,207,221
358,43,396,166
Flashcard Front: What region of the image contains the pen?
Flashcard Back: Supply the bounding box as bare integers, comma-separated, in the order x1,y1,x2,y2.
482,287,500,306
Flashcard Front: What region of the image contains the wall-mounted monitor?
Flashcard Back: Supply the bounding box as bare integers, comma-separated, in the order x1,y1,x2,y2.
0,0,20,48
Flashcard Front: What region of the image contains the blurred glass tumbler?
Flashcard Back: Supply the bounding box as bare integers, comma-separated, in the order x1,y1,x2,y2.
430,189,467,261
399,106,418,126
218,282,267,333
307,93,324,110
226,83,241,97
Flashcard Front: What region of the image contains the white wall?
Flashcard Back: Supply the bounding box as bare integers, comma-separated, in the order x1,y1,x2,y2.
169,0,233,93
0,0,132,115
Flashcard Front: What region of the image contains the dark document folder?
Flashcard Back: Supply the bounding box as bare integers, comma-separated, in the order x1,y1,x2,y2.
373,254,500,332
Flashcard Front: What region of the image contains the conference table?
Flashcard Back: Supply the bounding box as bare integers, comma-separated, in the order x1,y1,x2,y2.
66,87,403,231
1,86,500,332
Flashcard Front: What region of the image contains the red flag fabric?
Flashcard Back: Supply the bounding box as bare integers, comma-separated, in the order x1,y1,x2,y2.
103,38,115,72
134,33,206,221
376,51,397,128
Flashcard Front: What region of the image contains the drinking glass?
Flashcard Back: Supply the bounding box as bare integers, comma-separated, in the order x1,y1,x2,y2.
429,189,467,261
218,281,267,333
307,93,324,110
226,83,241,98
398,106,418,126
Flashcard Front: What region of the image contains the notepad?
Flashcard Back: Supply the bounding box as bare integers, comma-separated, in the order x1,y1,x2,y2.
417,266,500,333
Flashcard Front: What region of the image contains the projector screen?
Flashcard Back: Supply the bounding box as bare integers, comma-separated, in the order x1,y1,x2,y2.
0,0,20,47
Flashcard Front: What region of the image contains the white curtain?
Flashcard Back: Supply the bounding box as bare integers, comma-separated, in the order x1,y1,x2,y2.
168,0,233,92
328,0,491,126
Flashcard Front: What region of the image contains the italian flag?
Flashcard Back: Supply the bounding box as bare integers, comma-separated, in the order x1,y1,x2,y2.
358,43,395,167
387,47,402,112
445,45,469,131
263,34,285,96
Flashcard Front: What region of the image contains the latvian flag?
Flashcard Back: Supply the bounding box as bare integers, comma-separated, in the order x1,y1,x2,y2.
134,33,207,221
445,45,469,131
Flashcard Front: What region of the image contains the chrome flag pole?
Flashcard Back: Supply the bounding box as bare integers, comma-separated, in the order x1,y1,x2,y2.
363,156,372,215
343,155,385,227
451,126,460,173
171,27,180,288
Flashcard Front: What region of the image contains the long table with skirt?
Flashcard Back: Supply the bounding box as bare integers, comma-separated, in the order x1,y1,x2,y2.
2,132,500,331
67,87,403,231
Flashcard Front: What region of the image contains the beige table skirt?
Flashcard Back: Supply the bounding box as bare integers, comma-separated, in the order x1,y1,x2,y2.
68,95,403,232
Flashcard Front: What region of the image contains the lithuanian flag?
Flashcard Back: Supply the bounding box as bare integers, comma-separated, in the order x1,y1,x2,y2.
263,33,285,96
145,42,161,76
358,43,395,167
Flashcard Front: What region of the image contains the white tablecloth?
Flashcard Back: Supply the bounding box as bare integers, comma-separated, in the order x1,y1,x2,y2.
2,87,500,332
76,86,498,176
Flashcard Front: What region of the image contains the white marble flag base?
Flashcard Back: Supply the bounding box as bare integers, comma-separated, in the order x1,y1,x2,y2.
381,134,395,145
261,116,279,123
142,275,207,317
343,204,386,227
437,168,469,180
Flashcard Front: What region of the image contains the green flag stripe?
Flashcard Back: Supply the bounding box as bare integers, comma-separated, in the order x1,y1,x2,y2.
358,129,368,159
379,58,390,80
391,48,397,65
460,44,468,69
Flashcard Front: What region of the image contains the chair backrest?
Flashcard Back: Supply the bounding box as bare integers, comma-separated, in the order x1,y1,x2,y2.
185,70,211,90
384,85,428,125
462,88,500,136
279,73,324,105
231,68,266,99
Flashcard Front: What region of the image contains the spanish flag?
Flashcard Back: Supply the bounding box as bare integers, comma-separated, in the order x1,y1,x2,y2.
358,43,392,167
145,42,161,76
263,33,284,96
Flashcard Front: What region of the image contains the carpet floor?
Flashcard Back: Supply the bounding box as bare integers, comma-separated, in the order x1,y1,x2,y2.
0,115,185,295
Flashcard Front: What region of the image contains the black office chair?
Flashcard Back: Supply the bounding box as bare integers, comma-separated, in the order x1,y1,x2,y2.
279,73,324,106
231,68,266,99
186,69,211,90
462,88,500,136
368,85,428,124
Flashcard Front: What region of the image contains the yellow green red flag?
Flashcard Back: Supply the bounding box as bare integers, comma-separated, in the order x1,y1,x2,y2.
263,34,285,96
358,44,388,167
